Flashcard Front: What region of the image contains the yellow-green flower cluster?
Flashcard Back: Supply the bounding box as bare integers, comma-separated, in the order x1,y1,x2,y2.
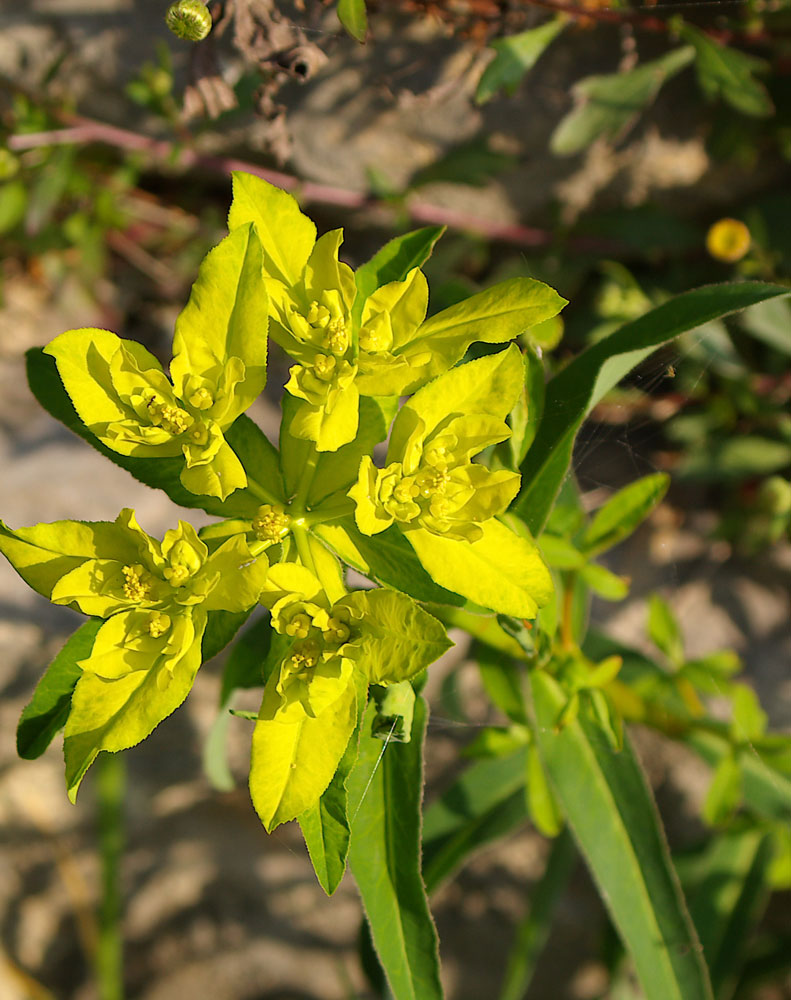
43,224,268,499
228,172,567,453
0,509,269,799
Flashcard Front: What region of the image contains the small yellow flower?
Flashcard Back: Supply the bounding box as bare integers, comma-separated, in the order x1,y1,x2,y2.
146,611,172,638
252,504,291,543
122,564,152,602
706,218,751,263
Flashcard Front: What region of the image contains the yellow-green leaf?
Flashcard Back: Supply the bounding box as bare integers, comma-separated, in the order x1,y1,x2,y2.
170,224,268,417
249,672,357,831
228,172,316,287
406,518,553,618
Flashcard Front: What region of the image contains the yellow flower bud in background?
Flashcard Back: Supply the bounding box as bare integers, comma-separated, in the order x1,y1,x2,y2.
165,0,212,42
706,218,751,263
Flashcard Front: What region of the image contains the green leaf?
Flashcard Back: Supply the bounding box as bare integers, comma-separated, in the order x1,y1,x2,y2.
202,608,253,663
353,226,444,326
349,696,443,1000
0,179,27,234
203,615,272,793
581,473,669,556
17,619,102,759
510,344,544,467
683,828,773,999
476,643,526,725
499,829,576,1000
390,345,524,457
513,282,791,535
422,749,528,892
476,18,565,104
224,413,285,507
580,562,630,601
299,743,356,894
731,684,767,742
371,681,418,743
219,614,272,704
703,751,743,827
339,589,452,685
529,670,713,1000
551,47,695,155
337,0,367,42
0,511,164,613
25,348,266,518
679,436,791,481
688,729,791,822
526,742,564,837
648,595,685,668
538,533,585,569
327,520,467,606
406,518,553,618
680,24,773,118
299,671,368,894
740,297,791,356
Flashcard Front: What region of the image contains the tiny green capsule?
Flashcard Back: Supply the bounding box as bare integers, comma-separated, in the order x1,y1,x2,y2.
165,0,212,41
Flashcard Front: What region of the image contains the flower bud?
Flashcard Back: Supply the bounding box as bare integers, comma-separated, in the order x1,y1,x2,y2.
706,218,751,263
166,0,212,41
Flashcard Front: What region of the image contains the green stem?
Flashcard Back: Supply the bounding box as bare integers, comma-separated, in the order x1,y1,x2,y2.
293,525,319,577
96,753,125,1000
304,496,355,526
244,474,281,506
293,447,320,511
560,571,577,652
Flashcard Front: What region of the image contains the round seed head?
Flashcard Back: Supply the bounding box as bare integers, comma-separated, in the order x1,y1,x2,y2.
166,0,212,41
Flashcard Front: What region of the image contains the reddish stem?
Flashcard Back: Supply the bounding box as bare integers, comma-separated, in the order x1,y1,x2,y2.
7,115,616,251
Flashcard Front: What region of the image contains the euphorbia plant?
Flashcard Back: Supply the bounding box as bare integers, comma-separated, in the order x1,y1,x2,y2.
2,172,563,831
4,173,791,1000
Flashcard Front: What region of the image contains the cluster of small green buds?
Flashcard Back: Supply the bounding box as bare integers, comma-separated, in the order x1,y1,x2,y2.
166,0,212,41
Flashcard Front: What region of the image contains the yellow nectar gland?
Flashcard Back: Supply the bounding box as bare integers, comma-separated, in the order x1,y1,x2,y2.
189,387,214,410
252,504,291,543
189,422,209,446
146,611,171,638
164,563,191,588
122,564,151,602
358,324,387,353
289,639,321,672
285,613,313,639
324,617,350,645
312,353,337,381
306,301,331,328
415,467,449,499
